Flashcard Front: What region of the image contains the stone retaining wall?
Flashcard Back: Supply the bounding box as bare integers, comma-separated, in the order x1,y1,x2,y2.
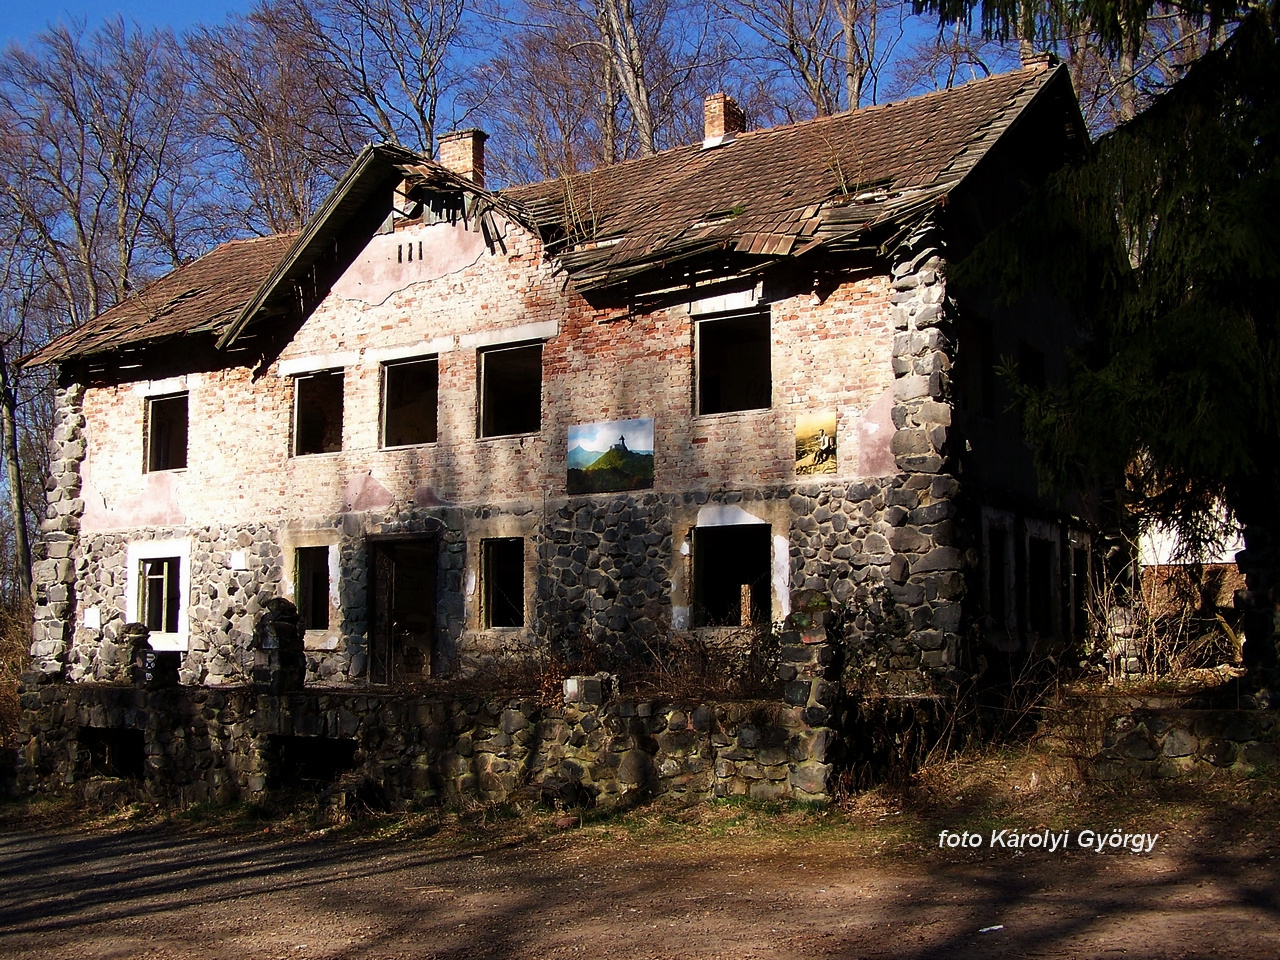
15,674,842,809
1050,693,1280,780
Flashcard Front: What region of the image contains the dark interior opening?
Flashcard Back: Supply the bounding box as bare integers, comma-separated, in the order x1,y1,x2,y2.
79,727,145,780
956,316,996,418
370,537,439,683
692,524,771,627
1028,536,1055,636
146,393,188,471
484,537,525,628
296,546,330,631
294,369,344,455
267,735,358,788
1018,339,1047,391
480,343,542,437
698,313,771,415
1071,546,1090,639
383,357,438,447
988,527,1009,630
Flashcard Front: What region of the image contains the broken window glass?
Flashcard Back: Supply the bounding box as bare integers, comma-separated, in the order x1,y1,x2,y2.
294,369,344,455
383,357,438,447
697,312,771,415
146,393,188,471
483,537,524,627
479,343,542,437
295,546,330,632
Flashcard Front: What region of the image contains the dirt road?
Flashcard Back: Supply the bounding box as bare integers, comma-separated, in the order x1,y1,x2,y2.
1,802,1277,960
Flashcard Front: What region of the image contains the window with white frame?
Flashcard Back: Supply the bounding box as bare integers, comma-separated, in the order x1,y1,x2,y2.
145,393,188,472
293,369,344,455
126,539,191,651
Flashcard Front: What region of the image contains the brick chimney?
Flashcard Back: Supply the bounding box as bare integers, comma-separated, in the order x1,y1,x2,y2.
703,93,746,148
1020,49,1059,70
437,128,489,187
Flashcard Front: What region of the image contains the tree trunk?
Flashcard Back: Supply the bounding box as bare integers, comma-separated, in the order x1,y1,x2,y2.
0,338,32,603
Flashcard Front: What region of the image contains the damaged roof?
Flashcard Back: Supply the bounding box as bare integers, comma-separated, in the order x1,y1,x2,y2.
504,62,1075,291
24,234,296,367
29,62,1079,366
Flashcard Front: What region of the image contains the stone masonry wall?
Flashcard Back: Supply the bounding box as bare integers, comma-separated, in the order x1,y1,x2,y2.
16,678,840,808
1050,693,1280,781
30,384,86,677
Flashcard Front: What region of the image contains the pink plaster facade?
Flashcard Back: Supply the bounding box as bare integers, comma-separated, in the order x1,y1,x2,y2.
77,213,898,535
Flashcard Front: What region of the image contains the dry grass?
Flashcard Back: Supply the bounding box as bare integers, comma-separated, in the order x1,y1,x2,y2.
0,600,28,749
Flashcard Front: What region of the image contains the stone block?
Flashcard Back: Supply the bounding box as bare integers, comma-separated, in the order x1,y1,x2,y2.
1160,727,1196,758
789,760,832,796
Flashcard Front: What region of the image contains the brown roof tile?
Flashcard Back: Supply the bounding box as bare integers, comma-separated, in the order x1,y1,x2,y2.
504,64,1061,290
25,234,297,366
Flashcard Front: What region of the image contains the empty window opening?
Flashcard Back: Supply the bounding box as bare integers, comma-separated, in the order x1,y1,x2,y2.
296,546,331,632
1028,536,1056,636
79,727,145,780
693,524,771,627
1018,340,1046,392
698,313,771,415
294,369,344,455
483,537,525,628
140,557,181,635
370,538,438,684
480,343,542,437
957,317,996,418
383,357,438,447
987,527,1010,631
1071,545,1091,640
266,735,358,789
146,393,188,471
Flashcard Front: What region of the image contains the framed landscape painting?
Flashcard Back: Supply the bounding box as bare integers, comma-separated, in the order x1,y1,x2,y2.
567,418,655,494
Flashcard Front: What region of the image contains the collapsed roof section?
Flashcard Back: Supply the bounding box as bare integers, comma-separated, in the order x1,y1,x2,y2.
504,62,1079,293
27,62,1082,368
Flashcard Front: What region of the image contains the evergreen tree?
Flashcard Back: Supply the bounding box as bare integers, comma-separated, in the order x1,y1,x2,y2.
953,10,1280,674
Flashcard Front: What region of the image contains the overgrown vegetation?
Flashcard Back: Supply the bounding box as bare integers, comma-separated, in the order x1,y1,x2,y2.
0,600,28,749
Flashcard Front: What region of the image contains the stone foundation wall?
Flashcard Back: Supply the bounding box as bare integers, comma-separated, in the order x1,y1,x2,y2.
1050,693,1280,780
49,466,970,694
15,676,841,808
1092,706,1279,780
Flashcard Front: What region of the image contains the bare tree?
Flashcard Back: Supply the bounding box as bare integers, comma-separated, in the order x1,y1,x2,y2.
274,0,470,157
0,20,208,601
186,3,366,234
0,19,204,324
716,0,903,118
883,19,1019,100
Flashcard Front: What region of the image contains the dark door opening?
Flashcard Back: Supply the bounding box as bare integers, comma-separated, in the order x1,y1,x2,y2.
78,727,145,780
692,524,772,627
370,538,438,684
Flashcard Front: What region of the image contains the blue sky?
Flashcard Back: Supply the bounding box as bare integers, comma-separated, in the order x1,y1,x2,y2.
568,419,655,454
1,1,254,46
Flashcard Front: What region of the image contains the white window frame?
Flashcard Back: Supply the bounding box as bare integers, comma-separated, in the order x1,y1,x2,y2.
125,539,191,652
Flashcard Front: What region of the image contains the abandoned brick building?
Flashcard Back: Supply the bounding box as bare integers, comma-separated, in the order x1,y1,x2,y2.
18,60,1095,804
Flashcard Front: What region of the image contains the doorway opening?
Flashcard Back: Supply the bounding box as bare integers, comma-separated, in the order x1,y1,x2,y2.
370,537,438,684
